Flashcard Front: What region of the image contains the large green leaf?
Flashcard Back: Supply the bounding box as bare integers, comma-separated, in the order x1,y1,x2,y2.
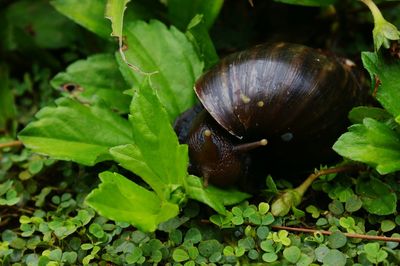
116,20,203,120
110,80,188,198
362,52,400,122
86,172,179,232
0,65,16,132
51,0,112,38
167,0,224,30
333,118,400,174
19,98,132,165
186,175,251,214
51,54,130,113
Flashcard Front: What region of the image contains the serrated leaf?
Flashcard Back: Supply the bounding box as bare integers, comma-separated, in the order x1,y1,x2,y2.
116,20,203,120
333,118,400,174
86,172,179,232
106,0,130,38
186,15,219,70
51,0,111,38
167,0,224,30
356,177,397,215
51,54,130,113
19,98,132,165
185,175,251,214
110,80,188,198
362,52,400,120
274,0,336,7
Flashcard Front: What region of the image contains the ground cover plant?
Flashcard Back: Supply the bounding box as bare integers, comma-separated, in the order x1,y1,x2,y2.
1,0,400,265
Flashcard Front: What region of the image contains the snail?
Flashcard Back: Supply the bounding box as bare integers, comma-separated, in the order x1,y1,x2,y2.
174,42,363,187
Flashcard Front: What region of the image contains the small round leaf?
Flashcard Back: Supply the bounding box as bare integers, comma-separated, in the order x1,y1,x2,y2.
283,246,301,263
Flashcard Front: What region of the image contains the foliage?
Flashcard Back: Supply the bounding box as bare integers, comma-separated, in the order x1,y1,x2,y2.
1,0,400,265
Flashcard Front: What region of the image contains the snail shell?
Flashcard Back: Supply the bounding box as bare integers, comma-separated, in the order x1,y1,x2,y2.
195,42,360,141
177,42,363,186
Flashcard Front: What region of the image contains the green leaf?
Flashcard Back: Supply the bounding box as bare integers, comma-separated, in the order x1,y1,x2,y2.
0,65,16,132
51,0,111,38
322,249,346,266
262,252,278,263
283,246,301,263
360,0,400,51
381,220,396,232
364,242,388,264
260,240,275,253
116,20,203,120
172,248,190,262
89,223,105,238
273,0,336,7
238,237,255,251
333,118,400,174
186,15,219,69
349,106,394,125
110,80,188,199
198,240,223,257
167,0,224,30
85,172,179,232
51,54,131,113
362,52,400,120
185,175,251,214
356,177,397,215
19,98,133,165
184,228,202,244
328,231,347,249
345,195,363,213
106,0,130,38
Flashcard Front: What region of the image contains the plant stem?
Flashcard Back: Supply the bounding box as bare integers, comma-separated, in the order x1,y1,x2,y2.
272,225,400,243
0,140,23,149
295,164,361,197
202,219,400,242
359,0,385,25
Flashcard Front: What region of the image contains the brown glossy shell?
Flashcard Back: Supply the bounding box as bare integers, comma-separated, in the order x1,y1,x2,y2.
195,42,361,145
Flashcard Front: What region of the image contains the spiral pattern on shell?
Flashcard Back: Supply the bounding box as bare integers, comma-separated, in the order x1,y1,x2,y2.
195,42,361,145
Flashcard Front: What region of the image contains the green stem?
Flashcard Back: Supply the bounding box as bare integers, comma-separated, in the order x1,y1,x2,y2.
359,0,385,25
294,165,361,197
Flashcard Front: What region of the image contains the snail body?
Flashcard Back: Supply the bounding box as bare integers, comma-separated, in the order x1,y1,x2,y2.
175,42,362,186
